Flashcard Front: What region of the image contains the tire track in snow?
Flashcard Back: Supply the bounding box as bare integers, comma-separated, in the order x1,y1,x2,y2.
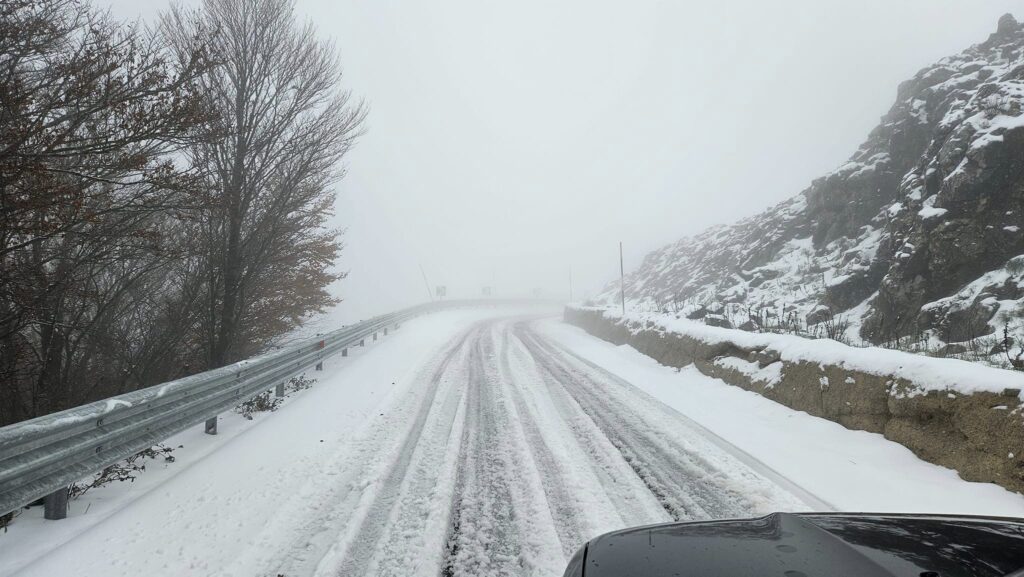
515,321,824,518
494,322,661,554
330,330,471,577
254,324,479,577
523,325,743,520
440,323,564,577
500,325,672,530
494,325,603,556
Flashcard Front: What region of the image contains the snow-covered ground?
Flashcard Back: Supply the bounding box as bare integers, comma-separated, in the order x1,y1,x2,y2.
2,308,1022,577
0,308,515,577
538,320,1024,515
567,307,1024,400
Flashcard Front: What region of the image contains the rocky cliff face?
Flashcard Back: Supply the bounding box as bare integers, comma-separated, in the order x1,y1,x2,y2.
601,14,1024,360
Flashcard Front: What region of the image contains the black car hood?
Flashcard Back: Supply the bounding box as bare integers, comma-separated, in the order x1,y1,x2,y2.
567,513,1024,577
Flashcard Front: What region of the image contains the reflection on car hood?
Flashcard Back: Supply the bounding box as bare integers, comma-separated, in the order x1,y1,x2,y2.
568,513,1024,577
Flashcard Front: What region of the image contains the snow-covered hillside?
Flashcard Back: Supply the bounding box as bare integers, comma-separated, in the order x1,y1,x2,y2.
596,14,1024,366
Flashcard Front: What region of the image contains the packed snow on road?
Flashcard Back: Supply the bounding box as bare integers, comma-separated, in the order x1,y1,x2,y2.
3,307,1023,577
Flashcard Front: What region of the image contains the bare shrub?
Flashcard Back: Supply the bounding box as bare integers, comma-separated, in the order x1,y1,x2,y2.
1004,324,1024,371
235,391,282,420
69,444,178,499
287,374,317,393
819,312,851,344
234,374,317,419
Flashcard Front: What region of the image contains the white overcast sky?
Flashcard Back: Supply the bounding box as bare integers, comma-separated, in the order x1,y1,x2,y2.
110,0,1019,321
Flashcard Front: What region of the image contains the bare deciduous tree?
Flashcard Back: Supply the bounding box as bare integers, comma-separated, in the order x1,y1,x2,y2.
0,0,362,426
162,0,365,367
0,0,213,424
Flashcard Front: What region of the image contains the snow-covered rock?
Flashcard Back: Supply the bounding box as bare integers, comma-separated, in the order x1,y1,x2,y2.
595,14,1024,361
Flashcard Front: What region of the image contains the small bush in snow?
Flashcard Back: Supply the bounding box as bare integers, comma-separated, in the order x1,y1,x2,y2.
287,374,317,393
69,444,178,499
235,391,282,420
234,375,318,419
1003,324,1024,371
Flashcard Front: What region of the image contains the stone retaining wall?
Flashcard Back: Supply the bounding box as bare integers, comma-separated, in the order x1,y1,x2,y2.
565,307,1024,494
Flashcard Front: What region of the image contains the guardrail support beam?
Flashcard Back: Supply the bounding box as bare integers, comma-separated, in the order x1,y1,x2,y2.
43,486,68,520
205,416,217,435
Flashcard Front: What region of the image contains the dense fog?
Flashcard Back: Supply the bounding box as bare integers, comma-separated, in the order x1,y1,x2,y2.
110,0,1019,321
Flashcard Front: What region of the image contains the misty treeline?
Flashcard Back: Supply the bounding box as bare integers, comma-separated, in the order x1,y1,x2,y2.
0,0,365,425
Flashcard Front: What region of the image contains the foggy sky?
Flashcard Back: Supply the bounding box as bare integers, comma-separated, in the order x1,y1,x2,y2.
109,0,1020,323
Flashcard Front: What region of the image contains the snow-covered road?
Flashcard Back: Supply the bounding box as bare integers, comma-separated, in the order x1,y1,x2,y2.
5,307,1024,577
249,315,813,577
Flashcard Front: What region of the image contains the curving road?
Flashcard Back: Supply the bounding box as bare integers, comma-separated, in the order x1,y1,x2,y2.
13,309,1023,577
6,312,824,577
258,316,819,577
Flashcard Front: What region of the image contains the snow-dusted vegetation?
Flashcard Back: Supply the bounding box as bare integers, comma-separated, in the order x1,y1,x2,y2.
0,0,363,427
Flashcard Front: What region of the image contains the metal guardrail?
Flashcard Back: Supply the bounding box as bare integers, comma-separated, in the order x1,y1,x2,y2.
0,298,552,519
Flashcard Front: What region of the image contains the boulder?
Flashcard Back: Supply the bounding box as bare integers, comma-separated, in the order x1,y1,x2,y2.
686,306,707,320
805,305,832,326
938,343,968,356
703,314,732,329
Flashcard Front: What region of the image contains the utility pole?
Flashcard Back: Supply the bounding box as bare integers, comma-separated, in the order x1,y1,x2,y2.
619,242,626,315
419,264,433,302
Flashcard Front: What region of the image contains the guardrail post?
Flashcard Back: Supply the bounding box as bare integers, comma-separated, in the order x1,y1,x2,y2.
373,332,378,342
316,339,325,371
205,416,217,435
43,486,69,520
360,339,365,347
383,327,388,336
276,381,285,397
342,348,348,357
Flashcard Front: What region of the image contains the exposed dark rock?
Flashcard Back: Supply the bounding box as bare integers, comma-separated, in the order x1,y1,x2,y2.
737,320,758,332
991,336,1016,356
997,13,1020,37
686,306,707,320
750,348,780,368
823,266,884,312
938,343,968,356
805,306,832,327
940,299,999,342
703,314,731,329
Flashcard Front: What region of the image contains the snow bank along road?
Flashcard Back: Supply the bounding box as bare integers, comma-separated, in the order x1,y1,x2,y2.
5,307,1024,577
